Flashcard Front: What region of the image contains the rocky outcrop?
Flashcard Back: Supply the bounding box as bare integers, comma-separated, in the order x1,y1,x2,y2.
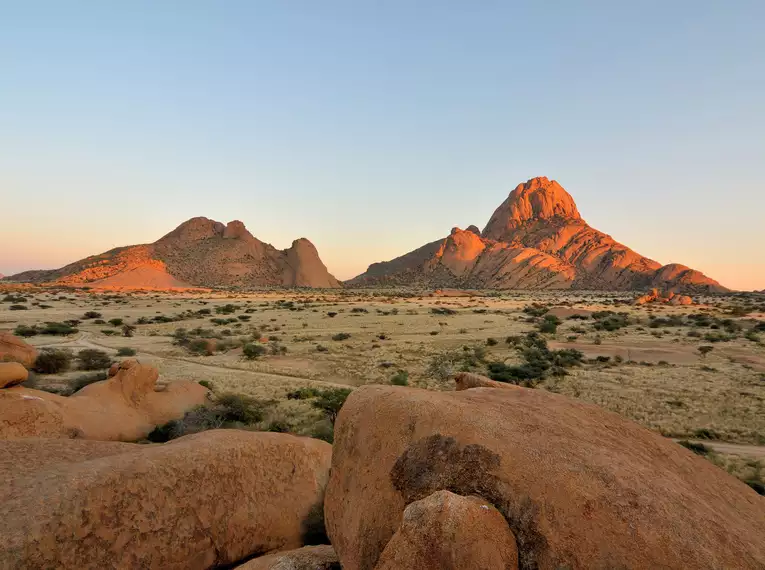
0,430,332,569
6,217,340,289
454,371,518,391
0,359,209,440
350,177,726,292
0,362,28,389
374,490,519,570
237,545,339,569
635,288,693,306
325,385,765,570
0,332,38,368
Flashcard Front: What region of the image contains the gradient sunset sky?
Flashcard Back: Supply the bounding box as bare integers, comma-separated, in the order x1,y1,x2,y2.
2,1,763,289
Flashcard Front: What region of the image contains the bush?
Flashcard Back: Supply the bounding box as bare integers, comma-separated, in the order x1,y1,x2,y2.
108,318,124,327
77,349,112,370
33,349,73,374
188,338,214,355
430,307,457,316
215,392,269,424
287,387,321,400
9,304,29,310
14,324,38,337
82,311,102,319
243,343,267,360
327,312,337,318
486,337,498,346
116,347,136,356
538,315,560,334
390,370,409,386
198,379,214,391
332,332,351,341
215,304,238,315
40,322,78,335
67,372,107,394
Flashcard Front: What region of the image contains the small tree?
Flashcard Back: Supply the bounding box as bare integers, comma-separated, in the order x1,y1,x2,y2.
698,345,714,359
242,343,267,360
312,388,352,425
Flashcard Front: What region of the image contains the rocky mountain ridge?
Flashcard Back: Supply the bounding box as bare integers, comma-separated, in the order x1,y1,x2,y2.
6,217,340,289
350,177,727,292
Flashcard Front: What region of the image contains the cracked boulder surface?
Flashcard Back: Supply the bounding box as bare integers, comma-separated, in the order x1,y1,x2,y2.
324,385,765,570
0,430,332,569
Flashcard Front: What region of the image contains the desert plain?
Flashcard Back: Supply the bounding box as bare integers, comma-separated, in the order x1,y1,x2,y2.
2,284,763,493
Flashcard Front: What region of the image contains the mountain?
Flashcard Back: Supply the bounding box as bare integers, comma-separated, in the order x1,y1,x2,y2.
349,177,727,292
6,218,341,289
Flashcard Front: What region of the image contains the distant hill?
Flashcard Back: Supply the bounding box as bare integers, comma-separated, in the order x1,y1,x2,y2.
6,217,340,289
349,177,727,293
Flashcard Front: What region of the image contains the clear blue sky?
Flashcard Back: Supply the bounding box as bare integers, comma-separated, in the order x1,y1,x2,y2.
2,1,763,289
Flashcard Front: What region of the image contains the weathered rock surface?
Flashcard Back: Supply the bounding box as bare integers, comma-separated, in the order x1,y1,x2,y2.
0,359,209,440
635,288,694,306
6,218,340,289
325,385,765,570
374,490,519,570
349,177,726,293
0,430,332,569
0,362,28,388
0,332,38,368
237,545,339,569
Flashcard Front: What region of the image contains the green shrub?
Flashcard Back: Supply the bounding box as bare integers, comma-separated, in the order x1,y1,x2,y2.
215,304,238,315
198,380,214,391
332,332,351,341
242,343,267,360
116,347,136,356
215,392,269,424
40,322,78,335
77,349,112,370
14,324,39,337
82,311,102,319
538,315,560,334
108,318,123,327
33,349,73,374
390,370,409,386
287,387,321,400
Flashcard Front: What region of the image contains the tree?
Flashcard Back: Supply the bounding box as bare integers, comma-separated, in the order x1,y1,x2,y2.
312,388,352,425
698,345,714,359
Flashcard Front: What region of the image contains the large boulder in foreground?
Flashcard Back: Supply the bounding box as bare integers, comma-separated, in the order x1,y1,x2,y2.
0,332,37,368
374,490,518,570
0,359,208,440
1,430,332,569
236,545,339,569
325,385,765,570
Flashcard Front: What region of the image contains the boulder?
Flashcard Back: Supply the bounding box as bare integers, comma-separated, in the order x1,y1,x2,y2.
0,430,332,569
669,294,693,306
236,545,339,569
325,385,765,570
0,359,209,440
0,362,28,388
0,332,38,368
374,490,518,570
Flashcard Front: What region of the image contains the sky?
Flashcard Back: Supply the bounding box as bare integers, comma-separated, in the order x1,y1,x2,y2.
1,1,764,289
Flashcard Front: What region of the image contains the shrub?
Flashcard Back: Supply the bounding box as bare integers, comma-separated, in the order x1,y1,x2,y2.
430,307,457,316
215,304,237,315
77,349,112,370
332,332,351,341
242,343,267,360
287,387,321,400
188,338,214,355
486,337,498,346
390,370,409,386
538,315,560,334
198,379,214,391
678,440,710,456
327,312,338,318
33,348,73,374
9,304,28,310
82,311,102,319
215,392,268,424
116,347,136,356
14,324,39,337
67,372,107,394
108,318,124,327
350,307,368,313
523,304,549,317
